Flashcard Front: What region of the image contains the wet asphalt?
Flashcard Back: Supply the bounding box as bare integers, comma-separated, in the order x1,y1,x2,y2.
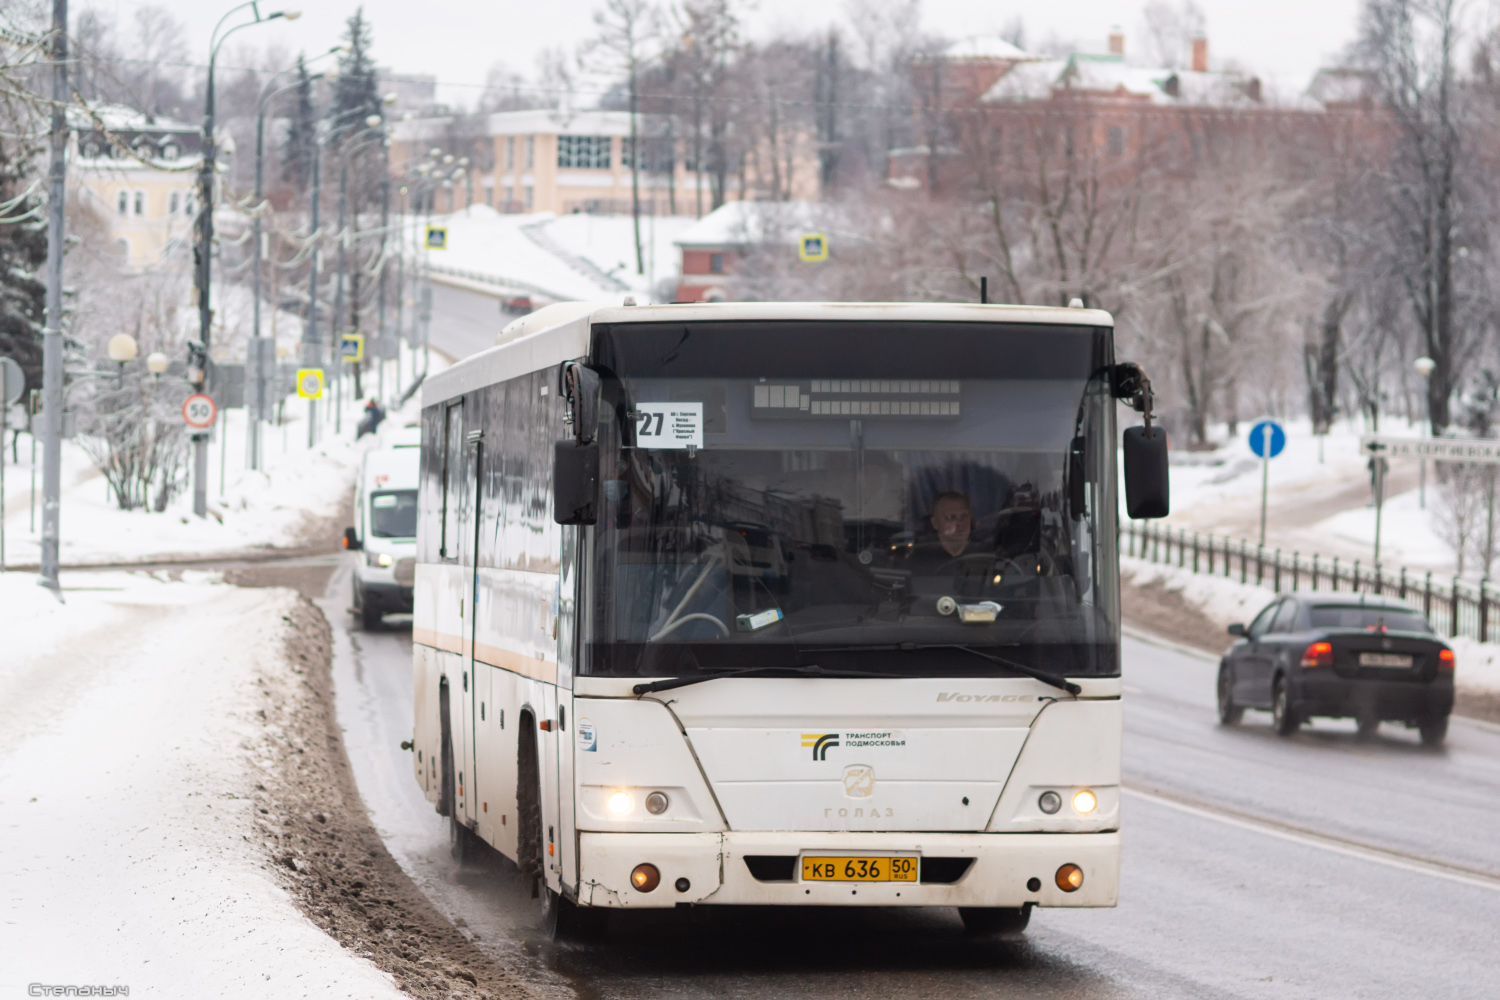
322,558,1500,999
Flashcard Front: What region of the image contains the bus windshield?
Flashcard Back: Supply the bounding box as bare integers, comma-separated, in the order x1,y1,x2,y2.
585,320,1119,678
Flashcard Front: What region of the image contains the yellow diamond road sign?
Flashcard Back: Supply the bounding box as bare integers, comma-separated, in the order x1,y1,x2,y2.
296,368,324,399
340,333,364,363
799,233,829,263
425,226,448,250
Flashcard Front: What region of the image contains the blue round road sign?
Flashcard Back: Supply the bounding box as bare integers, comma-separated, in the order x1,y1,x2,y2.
1248,420,1286,459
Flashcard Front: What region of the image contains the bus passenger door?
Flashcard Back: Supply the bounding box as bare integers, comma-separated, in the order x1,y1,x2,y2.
458,431,484,828
553,524,580,893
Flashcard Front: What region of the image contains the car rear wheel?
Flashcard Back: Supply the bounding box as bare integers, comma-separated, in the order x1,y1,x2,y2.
1272,677,1300,736
1217,664,1244,725
959,904,1031,938
1419,715,1449,747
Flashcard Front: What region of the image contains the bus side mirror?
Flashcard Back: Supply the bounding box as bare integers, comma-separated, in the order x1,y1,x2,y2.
343,526,362,551
553,440,599,525
1123,425,1170,519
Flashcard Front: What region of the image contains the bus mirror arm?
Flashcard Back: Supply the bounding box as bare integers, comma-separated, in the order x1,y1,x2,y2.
561,362,602,445
1114,363,1170,520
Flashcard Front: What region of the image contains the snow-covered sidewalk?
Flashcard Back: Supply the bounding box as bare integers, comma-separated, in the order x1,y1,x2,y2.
0,571,405,999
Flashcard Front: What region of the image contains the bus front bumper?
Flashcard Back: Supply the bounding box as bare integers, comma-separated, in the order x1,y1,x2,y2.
572,831,1119,909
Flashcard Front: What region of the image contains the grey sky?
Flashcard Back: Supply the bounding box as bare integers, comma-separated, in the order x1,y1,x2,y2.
84,0,1363,107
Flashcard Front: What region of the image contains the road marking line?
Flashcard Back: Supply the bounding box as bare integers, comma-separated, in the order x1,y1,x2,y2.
1123,785,1500,894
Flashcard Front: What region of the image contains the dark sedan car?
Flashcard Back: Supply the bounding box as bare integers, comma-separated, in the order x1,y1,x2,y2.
1217,593,1454,745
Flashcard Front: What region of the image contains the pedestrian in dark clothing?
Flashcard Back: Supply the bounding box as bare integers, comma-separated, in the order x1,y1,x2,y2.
357,398,386,439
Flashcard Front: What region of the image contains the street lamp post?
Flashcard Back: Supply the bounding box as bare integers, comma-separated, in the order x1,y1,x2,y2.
39,0,68,594
249,47,338,471
194,2,299,517
1416,355,1436,508
307,110,381,442
328,120,384,433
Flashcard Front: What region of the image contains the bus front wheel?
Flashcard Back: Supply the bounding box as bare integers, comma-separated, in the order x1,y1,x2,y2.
959,904,1031,938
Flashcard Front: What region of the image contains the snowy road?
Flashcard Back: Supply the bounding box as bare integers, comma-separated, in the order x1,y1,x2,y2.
0,572,405,999
326,557,1500,998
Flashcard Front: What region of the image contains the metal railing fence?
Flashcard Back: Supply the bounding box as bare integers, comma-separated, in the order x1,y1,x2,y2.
1121,522,1495,642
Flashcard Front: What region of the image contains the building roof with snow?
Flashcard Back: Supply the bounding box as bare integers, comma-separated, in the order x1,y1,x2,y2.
938,36,1036,62
67,103,207,167
393,108,645,144
980,54,1265,109
672,200,824,249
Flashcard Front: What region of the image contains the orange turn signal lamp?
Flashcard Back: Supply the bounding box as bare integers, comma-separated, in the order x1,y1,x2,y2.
631,863,660,892
1055,863,1084,892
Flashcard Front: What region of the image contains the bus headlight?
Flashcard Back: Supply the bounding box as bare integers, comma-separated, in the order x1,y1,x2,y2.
645,791,670,815
607,791,634,815
1038,791,1062,814
366,550,393,568
1072,789,1098,814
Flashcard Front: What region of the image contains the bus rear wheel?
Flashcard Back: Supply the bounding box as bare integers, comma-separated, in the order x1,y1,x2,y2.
959,904,1031,938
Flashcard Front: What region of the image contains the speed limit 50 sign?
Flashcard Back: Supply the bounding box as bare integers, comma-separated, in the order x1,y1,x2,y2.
296,368,325,399
182,393,217,429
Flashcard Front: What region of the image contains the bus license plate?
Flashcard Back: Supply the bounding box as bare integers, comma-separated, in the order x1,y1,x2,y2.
1359,652,1412,668
801,856,918,882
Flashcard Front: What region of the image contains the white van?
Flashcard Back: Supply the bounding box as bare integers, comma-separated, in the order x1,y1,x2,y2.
344,434,420,629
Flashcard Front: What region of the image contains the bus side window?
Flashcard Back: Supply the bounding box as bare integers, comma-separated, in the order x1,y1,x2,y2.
440,401,463,558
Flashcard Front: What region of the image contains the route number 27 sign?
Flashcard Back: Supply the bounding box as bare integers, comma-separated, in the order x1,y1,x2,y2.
182,393,217,430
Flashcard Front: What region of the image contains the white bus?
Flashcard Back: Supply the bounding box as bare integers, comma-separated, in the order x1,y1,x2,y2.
409,301,1168,937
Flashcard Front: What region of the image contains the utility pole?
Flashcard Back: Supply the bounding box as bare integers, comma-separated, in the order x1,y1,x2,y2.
306,137,323,447
333,158,347,433
377,171,389,403
39,0,67,595
192,41,217,519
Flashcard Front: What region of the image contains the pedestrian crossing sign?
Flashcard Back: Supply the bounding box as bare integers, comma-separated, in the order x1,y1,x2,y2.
340,333,364,363
425,226,448,250
798,233,829,263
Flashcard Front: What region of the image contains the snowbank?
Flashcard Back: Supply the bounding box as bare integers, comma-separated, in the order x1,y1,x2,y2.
1123,555,1500,694
0,571,405,998
1,369,428,569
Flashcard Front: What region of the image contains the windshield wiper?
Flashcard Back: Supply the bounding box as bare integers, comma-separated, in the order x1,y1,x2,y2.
633,664,886,696
905,643,1081,694
762,640,1081,695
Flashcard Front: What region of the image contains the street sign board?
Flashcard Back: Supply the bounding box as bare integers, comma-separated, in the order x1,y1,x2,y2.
340,333,364,363
183,393,217,429
1362,435,1500,464
798,233,829,263
424,226,448,250
296,368,325,399
209,361,245,409
0,356,23,405
1249,420,1286,459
